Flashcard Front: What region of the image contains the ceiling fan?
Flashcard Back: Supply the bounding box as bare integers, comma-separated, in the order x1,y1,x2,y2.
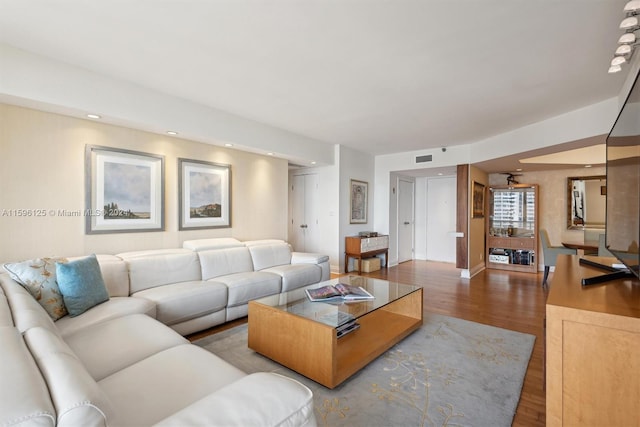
500,172,522,185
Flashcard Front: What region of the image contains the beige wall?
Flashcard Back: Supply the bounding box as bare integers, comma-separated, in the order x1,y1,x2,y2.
468,165,488,275
0,104,288,263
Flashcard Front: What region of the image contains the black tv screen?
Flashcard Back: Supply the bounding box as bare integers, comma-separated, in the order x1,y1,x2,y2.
606,69,640,279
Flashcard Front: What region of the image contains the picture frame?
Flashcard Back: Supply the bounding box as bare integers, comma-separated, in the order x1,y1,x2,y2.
350,179,368,224
85,145,165,234
178,158,231,230
472,181,485,218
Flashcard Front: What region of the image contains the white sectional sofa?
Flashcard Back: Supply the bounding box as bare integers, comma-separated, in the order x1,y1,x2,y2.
1,238,328,426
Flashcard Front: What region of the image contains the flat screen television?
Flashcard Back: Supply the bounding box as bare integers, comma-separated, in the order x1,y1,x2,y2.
601,67,640,282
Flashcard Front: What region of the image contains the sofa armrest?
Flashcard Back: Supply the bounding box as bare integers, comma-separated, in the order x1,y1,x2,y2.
153,372,316,427
291,252,329,265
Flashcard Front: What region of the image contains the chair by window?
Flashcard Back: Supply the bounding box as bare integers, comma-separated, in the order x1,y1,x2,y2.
539,229,577,287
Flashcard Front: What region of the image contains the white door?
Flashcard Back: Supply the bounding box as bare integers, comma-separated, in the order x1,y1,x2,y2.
426,176,457,263
398,178,415,263
290,173,320,252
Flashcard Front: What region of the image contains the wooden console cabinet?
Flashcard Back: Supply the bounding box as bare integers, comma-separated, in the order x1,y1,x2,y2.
546,255,640,426
345,235,389,273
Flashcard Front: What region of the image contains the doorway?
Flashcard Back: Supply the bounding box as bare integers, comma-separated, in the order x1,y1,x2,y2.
426,176,457,263
290,173,320,252
398,178,415,263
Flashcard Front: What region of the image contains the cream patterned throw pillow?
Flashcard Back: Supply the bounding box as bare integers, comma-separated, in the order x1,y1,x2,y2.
3,257,69,320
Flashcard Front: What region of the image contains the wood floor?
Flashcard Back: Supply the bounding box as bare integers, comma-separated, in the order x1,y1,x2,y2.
364,260,547,427
188,260,547,426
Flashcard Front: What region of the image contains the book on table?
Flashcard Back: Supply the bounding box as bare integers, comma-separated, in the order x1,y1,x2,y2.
305,283,374,302
315,310,360,338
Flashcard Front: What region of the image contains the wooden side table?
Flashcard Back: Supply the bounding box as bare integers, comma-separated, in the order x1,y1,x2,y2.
345,235,389,273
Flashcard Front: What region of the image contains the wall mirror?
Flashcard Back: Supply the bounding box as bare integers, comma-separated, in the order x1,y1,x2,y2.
567,175,606,230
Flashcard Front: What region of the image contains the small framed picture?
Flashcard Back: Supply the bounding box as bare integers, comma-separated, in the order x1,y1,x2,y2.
472,181,485,218
350,179,368,224
179,158,231,230
85,145,165,234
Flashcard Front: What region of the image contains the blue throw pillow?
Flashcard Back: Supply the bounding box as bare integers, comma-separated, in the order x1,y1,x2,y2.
56,254,109,317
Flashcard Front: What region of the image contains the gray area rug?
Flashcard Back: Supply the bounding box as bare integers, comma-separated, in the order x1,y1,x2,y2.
194,312,535,427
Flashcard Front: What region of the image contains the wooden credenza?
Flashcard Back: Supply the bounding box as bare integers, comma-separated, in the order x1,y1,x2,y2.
546,255,640,426
345,235,389,273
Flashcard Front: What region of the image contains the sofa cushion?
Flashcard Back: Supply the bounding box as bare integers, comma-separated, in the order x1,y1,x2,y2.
212,271,281,307
68,254,129,297
198,247,254,280
132,280,227,326
56,254,110,317
24,326,114,427
248,243,293,271
153,372,315,427
263,264,322,292
291,252,330,264
99,344,246,426
0,327,56,427
243,239,288,247
64,314,188,381
0,293,12,327
0,275,60,335
118,249,202,293
183,237,244,252
55,296,156,338
3,257,69,320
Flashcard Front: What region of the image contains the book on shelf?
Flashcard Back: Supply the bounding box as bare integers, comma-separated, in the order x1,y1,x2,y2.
305,283,374,302
316,310,355,327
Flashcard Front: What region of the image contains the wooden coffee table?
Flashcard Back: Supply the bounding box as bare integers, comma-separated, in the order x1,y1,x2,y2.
248,276,423,389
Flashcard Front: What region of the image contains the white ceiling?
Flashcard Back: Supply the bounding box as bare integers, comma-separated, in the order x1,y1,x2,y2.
0,0,631,163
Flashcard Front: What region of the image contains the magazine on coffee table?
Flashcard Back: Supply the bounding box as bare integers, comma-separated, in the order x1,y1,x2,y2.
305,283,374,302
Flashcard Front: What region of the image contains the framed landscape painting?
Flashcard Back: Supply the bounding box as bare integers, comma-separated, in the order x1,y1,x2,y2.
85,145,165,234
472,181,485,218
179,158,231,230
350,179,368,224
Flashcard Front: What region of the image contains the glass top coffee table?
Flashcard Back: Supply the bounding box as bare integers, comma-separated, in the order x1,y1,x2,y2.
248,276,423,388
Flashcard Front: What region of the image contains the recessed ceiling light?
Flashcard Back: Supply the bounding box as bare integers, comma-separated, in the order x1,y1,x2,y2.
166,131,178,135
585,164,592,168
516,168,523,172
87,114,101,119
267,152,274,156
311,161,316,165
224,143,233,147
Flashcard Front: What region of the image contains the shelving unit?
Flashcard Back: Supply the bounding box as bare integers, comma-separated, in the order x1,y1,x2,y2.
344,235,389,273
486,184,538,273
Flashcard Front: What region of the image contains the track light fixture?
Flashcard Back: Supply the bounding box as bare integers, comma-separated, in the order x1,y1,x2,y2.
620,16,639,30
619,32,637,44
616,44,633,55
624,0,640,13
609,2,640,73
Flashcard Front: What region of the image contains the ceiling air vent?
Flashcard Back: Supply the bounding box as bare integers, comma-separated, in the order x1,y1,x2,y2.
415,155,433,164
